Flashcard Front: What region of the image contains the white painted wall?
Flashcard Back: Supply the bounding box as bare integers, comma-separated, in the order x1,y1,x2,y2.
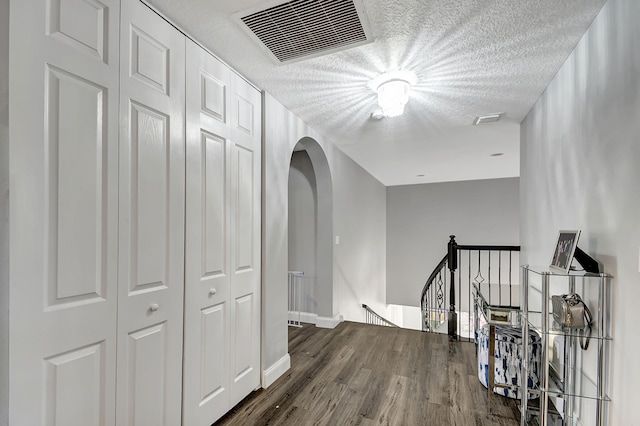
386,305,422,330
0,0,9,423
521,1,640,423
386,178,520,307
401,305,422,330
288,150,318,314
263,93,387,374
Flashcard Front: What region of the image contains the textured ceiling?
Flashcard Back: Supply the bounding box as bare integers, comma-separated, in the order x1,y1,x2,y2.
145,0,606,186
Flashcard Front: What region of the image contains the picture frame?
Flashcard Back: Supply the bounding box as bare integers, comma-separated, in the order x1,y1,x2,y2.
550,230,581,273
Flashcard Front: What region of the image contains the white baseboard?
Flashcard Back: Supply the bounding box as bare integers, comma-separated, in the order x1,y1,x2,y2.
262,353,290,389
287,311,344,329
316,313,343,329
288,311,317,324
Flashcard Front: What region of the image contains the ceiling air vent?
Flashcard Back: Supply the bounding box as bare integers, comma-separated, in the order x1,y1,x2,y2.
235,0,372,63
472,113,503,125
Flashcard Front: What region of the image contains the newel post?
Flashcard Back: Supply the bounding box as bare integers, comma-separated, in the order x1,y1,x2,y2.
447,235,458,339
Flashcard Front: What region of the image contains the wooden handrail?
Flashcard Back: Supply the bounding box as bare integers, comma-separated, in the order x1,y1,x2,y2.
455,244,520,251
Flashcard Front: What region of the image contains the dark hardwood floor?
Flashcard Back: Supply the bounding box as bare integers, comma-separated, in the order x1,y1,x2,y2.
215,321,520,425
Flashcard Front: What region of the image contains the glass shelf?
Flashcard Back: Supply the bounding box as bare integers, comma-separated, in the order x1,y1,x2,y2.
524,312,612,340
522,266,610,279
522,403,564,424
528,362,611,401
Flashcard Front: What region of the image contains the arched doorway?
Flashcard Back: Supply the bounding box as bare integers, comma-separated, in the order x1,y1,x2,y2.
287,137,333,326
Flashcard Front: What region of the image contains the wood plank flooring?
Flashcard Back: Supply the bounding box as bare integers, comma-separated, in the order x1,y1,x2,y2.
214,321,520,425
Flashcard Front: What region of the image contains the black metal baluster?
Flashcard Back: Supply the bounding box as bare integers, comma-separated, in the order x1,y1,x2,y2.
468,250,472,340
498,251,502,305
457,249,462,338
488,250,491,305
447,235,458,339
509,251,513,307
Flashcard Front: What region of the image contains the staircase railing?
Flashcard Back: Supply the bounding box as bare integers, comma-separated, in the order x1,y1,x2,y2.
421,235,520,340
420,254,449,333
362,304,399,327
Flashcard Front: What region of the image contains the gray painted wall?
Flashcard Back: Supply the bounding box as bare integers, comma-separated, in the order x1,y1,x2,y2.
520,0,640,422
0,0,9,423
288,150,318,313
286,146,387,322
288,151,317,279
332,147,386,321
263,93,387,372
386,178,520,307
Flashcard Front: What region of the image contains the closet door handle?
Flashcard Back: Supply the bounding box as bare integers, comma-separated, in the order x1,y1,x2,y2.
209,288,217,296
149,303,159,312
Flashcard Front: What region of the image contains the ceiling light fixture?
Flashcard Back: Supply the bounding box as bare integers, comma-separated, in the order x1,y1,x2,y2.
377,79,410,117
369,71,416,118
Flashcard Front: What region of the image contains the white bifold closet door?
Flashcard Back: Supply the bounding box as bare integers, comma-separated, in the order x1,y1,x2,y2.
183,39,262,426
116,1,186,425
9,0,121,424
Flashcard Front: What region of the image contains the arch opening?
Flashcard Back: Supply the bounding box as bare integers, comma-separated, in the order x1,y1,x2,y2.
287,138,333,329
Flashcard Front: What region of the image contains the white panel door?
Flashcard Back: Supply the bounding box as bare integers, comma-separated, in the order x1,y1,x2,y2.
183,41,262,424
9,0,120,425
228,72,262,407
117,2,185,425
183,40,232,425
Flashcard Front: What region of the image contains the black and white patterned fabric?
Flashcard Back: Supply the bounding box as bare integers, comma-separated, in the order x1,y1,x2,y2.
477,324,541,399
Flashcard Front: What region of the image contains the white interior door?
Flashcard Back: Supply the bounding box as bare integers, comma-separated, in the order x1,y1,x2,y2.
116,2,185,425
228,70,262,407
183,40,233,426
9,0,120,424
183,40,262,424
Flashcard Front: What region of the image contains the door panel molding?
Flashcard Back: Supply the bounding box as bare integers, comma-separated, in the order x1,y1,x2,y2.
9,1,120,424
117,2,185,425
184,39,262,426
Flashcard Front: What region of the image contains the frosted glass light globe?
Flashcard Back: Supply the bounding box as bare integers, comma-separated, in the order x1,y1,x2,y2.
377,79,410,117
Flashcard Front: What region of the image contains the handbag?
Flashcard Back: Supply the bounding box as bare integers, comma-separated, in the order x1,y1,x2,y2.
551,293,592,350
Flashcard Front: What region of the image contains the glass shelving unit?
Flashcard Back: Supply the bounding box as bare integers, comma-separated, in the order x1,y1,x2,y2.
520,265,612,426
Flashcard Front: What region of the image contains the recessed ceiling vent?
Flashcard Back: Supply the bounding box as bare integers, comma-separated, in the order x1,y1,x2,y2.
472,113,503,125
235,0,372,63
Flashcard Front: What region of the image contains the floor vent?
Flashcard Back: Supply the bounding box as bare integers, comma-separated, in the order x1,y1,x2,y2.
235,0,371,63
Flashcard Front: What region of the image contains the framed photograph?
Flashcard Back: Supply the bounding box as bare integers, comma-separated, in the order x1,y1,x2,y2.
550,230,581,273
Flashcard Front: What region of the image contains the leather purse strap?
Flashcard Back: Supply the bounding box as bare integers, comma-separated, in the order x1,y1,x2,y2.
579,302,593,350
